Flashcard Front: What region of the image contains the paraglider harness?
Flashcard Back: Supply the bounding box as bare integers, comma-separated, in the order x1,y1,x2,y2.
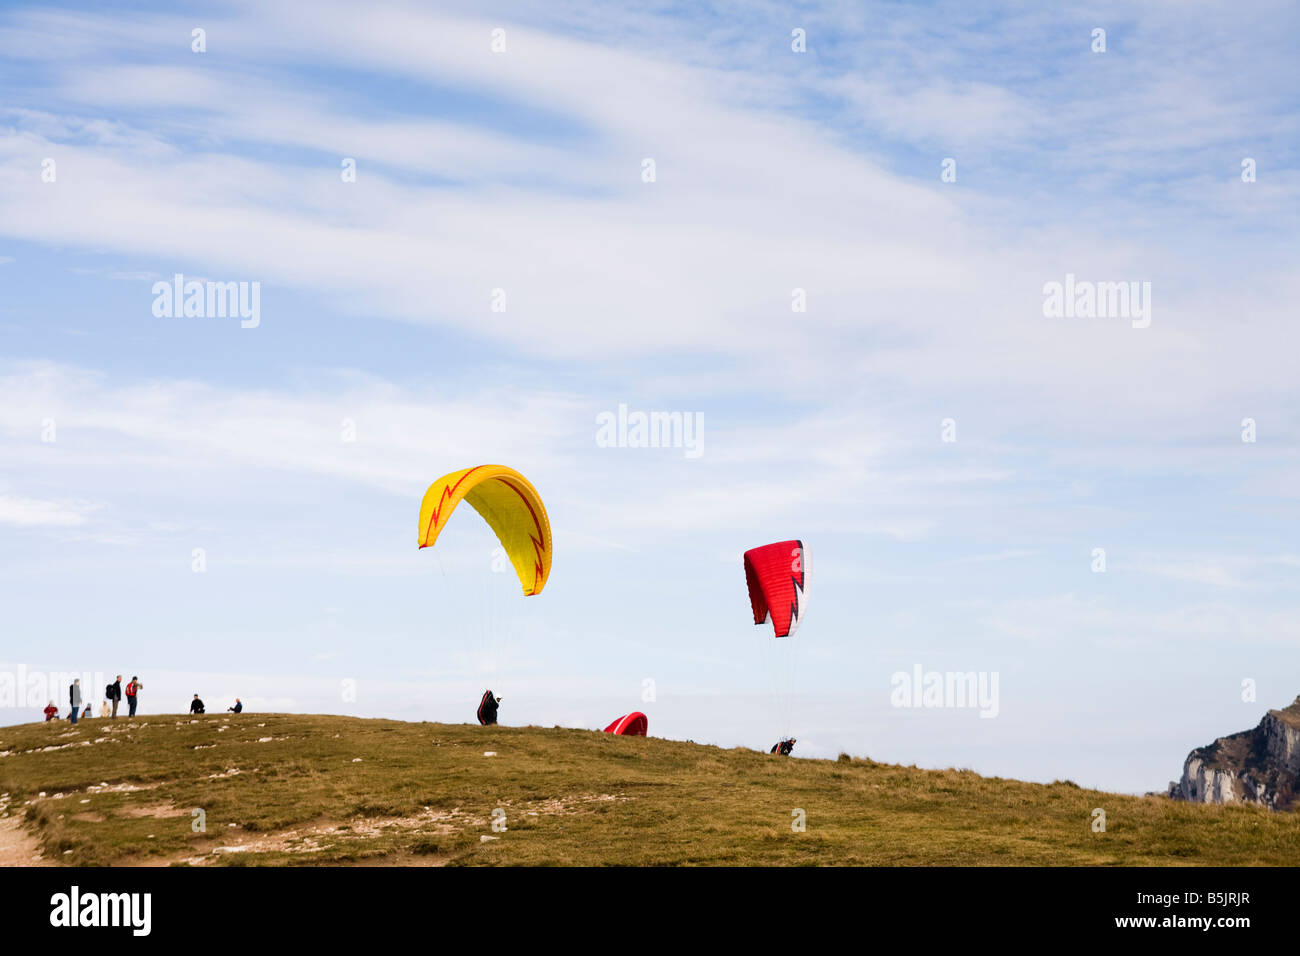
770,738,796,756
477,690,499,726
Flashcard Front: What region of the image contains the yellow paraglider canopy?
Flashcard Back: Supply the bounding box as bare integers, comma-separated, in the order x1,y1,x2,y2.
418,465,552,596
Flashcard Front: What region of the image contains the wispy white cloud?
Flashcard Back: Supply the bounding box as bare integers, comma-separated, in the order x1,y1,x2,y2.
0,492,96,527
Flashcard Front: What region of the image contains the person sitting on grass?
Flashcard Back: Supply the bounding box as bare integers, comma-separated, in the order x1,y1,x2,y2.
227,698,243,713
43,700,59,721
190,694,205,715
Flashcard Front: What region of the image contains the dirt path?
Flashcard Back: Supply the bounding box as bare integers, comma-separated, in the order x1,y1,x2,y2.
0,814,49,866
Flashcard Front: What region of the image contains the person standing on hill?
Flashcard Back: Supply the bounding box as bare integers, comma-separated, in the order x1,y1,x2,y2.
69,679,82,724
107,676,122,718
477,690,500,726
125,676,142,717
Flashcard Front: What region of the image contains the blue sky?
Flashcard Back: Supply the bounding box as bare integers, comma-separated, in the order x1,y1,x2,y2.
1,0,1298,794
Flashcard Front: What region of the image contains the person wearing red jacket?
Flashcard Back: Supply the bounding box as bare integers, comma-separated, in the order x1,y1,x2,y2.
125,676,143,717
43,701,59,721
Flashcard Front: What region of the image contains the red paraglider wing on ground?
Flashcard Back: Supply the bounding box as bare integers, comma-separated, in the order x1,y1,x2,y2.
602,712,648,736
743,539,806,638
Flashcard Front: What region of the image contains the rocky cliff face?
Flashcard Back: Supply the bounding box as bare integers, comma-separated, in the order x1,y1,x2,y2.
1168,697,1300,811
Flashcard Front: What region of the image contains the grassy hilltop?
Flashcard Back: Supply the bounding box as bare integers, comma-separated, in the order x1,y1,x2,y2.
1,713,1298,866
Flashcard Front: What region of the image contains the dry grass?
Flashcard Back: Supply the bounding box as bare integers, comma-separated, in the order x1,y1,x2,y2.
1,713,1297,866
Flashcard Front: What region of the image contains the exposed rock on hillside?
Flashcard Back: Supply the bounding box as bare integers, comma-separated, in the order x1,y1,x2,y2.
1168,697,1300,811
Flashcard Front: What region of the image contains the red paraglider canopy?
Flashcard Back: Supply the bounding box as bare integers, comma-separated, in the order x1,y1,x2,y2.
743,540,806,638
603,712,648,736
